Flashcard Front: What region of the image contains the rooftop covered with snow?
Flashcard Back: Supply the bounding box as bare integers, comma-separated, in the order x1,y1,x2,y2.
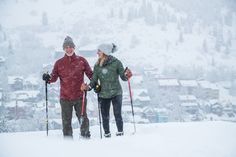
158,79,179,87
179,80,198,87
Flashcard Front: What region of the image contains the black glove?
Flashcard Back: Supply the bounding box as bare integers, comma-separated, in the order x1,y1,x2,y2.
42,73,51,83
94,83,101,93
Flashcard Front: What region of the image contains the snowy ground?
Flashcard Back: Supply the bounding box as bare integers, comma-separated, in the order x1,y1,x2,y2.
0,121,236,157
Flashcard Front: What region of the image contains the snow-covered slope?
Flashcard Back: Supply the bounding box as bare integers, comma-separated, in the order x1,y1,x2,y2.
0,0,235,75
1,121,236,157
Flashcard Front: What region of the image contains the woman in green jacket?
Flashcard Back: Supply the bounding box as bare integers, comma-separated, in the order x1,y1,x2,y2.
81,43,132,137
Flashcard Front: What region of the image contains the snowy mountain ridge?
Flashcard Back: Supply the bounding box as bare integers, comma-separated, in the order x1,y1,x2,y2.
0,0,235,77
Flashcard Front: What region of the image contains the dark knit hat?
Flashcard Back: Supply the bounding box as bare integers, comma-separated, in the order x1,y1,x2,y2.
63,36,75,49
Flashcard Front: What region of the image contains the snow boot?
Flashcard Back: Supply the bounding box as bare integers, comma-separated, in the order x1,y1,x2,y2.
104,133,111,138
81,131,91,139
116,131,124,136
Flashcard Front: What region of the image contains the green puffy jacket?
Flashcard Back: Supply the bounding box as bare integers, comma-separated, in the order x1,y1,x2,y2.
89,55,128,98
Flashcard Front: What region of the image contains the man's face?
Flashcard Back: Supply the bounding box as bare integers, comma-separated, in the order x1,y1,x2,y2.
64,46,74,56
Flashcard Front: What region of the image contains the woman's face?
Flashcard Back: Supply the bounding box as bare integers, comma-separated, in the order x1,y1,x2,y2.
97,49,105,59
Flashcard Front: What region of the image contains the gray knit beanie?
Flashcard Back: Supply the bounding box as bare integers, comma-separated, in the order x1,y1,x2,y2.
97,43,117,54
63,36,75,49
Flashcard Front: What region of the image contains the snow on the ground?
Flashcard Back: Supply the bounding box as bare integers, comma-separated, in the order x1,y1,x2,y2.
0,121,236,157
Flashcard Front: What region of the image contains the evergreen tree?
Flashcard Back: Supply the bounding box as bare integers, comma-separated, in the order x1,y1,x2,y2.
144,2,155,25
224,45,230,55
127,7,136,22
179,31,184,43
119,8,123,19
224,11,233,26
0,106,9,133
109,8,114,18
226,30,232,47
3,32,7,41
8,41,13,54
202,39,208,53
42,12,48,26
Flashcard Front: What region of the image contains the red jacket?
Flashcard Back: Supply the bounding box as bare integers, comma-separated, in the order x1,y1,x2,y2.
49,53,93,100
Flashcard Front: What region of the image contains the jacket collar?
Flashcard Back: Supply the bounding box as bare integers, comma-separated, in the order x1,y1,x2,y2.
103,55,115,66
64,53,77,60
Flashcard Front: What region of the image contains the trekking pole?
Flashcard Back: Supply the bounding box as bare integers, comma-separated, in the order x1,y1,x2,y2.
126,67,136,134
97,94,103,139
80,91,87,124
45,80,49,136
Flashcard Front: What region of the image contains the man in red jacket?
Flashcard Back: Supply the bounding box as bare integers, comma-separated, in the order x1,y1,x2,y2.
43,36,93,138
